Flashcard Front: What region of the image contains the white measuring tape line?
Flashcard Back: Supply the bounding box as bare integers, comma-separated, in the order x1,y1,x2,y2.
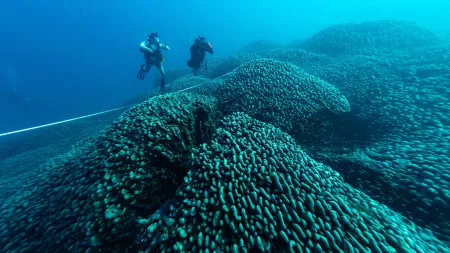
0,105,132,137
0,73,230,138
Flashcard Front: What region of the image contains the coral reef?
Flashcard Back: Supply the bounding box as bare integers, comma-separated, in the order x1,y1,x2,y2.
144,112,447,253
300,43,450,241
301,20,440,56
0,93,218,252
215,58,350,140
1,19,449,253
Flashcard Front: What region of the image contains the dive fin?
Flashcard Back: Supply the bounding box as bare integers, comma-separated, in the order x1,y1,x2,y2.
137,65,145,80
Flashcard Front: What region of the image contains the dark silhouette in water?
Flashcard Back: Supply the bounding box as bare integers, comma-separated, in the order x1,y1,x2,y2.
187,36,213,76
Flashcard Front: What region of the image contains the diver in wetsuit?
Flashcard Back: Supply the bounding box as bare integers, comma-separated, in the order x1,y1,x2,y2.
187,36,213,76
137,32,171,91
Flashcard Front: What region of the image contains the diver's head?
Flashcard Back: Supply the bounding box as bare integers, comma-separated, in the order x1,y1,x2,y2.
195,36,207,46
148,32,159,43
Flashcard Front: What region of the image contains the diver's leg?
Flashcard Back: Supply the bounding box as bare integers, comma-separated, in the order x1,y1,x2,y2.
156,63,166,91
192,59,201,76
193,67,199,76
137,57,153,80
144,58,153,73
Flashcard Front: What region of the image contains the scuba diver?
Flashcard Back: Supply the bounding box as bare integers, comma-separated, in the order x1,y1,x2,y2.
137,31,170,91
187,36,213,76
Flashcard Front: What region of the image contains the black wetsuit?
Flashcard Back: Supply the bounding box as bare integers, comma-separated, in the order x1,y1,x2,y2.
187,38,213,75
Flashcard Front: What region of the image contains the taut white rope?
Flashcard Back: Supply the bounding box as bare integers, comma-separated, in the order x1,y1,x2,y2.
0,73,230,138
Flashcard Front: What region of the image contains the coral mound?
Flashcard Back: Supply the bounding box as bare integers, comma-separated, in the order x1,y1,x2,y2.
92,93,218,250
216,58,350,135
302,20,440,56
0,93,218,253
301,43,450,240
143,112,448,253
1,19,450,253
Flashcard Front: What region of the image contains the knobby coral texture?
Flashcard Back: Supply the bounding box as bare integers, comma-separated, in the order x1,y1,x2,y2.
144,112,447,253
0,20,449,253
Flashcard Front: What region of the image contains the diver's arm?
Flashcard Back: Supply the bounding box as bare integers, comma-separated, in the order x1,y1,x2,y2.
202,43,213,54
159,43,171,50
139,41,153,54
